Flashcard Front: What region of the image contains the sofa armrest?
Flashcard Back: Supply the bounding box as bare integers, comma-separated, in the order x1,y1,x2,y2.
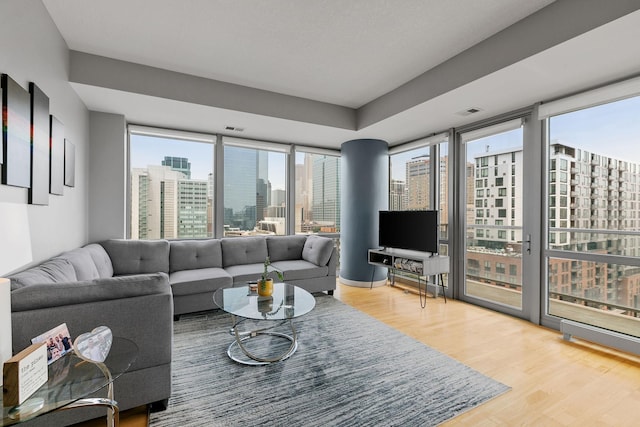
11,273,170,312
11,273,173,373
327,247,338,276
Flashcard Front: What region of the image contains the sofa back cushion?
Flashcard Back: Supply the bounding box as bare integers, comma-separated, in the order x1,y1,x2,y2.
170,239,222,272
266,235,307,262
9,258,78,290
302,235,335,266
59,247,100,281
101,239,170,275
83,243,114,278
221,237,268,267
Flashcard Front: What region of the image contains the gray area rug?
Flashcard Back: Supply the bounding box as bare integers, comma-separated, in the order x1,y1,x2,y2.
150,294,509,426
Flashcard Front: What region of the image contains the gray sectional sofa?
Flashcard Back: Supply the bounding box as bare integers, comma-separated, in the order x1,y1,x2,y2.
7,234,337,426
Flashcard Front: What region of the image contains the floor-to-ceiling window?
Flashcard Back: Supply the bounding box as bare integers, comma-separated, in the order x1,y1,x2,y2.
462,121,525,310
222,137,288,236
128,126,215,239
294,149,341,234
544,94,640,338
457,116,542,321
387,134,450,292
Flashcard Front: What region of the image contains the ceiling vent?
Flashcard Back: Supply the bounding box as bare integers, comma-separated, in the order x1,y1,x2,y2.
457,107,483,116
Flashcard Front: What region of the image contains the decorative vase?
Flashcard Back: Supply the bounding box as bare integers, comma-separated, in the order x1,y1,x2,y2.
257,278,273,297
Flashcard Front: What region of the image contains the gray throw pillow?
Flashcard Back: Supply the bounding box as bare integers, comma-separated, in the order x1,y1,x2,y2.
302,235,334,266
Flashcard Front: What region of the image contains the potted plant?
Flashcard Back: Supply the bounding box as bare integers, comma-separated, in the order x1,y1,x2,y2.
258,256,283,297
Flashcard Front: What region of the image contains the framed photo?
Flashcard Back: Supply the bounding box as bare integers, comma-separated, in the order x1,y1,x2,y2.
31,323,73,365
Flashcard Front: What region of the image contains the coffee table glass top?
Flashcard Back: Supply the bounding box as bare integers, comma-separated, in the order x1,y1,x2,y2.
213,283,316,321
1,337,138,426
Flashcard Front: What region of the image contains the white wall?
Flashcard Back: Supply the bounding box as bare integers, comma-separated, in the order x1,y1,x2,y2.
0,0,90,274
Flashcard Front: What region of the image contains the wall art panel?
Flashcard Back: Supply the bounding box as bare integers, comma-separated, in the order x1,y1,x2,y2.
49,115,64,195
64,139,75,188
1,74,31,188
28,82,50,205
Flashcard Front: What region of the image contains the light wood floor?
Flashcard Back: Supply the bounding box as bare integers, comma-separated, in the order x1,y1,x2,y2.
77,283,640,427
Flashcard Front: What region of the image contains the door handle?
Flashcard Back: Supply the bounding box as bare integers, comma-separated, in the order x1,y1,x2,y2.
525,234,531,254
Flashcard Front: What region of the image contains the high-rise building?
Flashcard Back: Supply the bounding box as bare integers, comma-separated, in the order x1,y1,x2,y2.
467,142,640,311
389,179,407,210
177,179,208,238
131,165,184,239
472,148,524,247
162,156,191,179
312,155,341,231
406,156,430,209
272,189,286,207
223,146,271,232
131,157,211,239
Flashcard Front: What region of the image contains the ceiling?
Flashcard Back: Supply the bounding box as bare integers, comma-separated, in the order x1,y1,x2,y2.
42,0,640,149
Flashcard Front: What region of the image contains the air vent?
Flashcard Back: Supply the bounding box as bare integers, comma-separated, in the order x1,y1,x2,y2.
457,107,483,116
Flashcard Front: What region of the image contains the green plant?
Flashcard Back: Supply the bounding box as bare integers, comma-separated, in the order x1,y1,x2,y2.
261,256,284,282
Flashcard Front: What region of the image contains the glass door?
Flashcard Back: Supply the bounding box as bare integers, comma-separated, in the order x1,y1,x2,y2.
460,117,540,319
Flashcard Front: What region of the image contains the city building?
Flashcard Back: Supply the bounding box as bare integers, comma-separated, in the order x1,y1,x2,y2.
312,155,341,232
130,162,210,239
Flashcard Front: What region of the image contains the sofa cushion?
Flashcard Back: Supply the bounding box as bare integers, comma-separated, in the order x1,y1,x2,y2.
83,243,114,278
224,263,278,284
221,237,268,267
302,235,334,266
170,239,222,273
101,239,170,275
59,247,100,281
266,235,307,262
271,260,329,281
9,258,78,290
169,267,232,296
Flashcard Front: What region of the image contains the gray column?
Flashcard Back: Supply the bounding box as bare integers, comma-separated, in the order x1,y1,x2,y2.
339,139,388,287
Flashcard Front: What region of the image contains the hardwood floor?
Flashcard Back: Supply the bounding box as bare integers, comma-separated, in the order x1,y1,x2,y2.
77,282,640,426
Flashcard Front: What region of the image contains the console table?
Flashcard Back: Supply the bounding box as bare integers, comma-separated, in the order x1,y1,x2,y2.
1,337,138,426
368,248,449,308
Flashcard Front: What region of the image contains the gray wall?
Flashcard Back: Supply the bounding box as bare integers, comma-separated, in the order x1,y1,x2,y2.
89,112,126,242
0,0,90,274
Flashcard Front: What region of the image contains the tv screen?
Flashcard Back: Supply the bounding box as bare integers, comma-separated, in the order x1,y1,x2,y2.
378,210,439,253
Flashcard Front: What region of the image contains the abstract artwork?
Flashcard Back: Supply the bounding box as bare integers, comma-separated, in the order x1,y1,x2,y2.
29,83,50,205
49,115,64,195
64,139,75,187
1,74,31,188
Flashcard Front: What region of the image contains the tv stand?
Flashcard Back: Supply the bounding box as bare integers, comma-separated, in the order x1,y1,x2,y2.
368,248,449,308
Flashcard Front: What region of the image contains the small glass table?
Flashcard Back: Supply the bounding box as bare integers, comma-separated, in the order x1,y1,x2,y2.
213,283,316,365
1,337,138,426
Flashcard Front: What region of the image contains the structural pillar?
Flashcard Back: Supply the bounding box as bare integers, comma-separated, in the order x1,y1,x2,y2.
339,139,388,287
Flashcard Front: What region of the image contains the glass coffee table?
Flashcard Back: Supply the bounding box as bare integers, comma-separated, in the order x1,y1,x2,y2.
213,283,316,365
1,337,138,426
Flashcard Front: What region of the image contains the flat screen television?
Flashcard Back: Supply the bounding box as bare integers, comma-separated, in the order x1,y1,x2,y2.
378,210,439,254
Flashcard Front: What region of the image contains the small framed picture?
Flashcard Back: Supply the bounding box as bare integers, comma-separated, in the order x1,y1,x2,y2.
31,323,73,365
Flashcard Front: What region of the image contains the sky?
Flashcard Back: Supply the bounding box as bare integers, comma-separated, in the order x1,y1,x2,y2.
131,95,639,185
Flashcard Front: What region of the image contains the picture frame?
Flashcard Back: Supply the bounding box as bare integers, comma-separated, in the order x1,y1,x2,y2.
31,323,73,365
1,74,31,188
49,115,64,195
28,82,50,205
64,139,75,187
